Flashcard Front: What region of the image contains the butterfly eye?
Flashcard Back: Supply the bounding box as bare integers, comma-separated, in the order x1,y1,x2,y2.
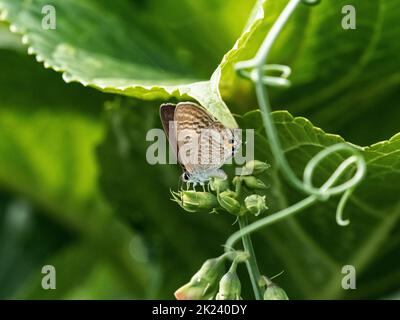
182,172,190,182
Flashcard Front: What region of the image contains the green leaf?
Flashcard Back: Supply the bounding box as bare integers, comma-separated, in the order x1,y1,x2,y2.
218,0,285,100
0,0,258,127
218,0,400,144
1,0,399,133
281,0,400,146
238,110,400,299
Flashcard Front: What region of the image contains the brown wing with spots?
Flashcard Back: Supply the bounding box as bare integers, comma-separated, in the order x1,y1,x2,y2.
174,103,236,174
159,103,180,165
197,122,236,172
174,102,214,174
159,103,176,141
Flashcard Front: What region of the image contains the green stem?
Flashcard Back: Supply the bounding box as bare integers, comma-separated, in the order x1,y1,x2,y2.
233,177,243,198
238,216,263,300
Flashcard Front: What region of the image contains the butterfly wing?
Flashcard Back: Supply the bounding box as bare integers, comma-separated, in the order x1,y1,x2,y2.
174,102,214,174
160,103,176,141
174,102,239,175
163,102,239,178
196,122,238,173
160,103,181,164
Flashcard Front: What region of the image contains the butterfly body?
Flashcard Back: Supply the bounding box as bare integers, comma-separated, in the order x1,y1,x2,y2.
182,168,227,186
160,102,240,187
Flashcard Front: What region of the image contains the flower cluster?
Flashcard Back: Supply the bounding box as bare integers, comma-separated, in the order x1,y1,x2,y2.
171,160,270,217
174,252,247,300
174,252,289,300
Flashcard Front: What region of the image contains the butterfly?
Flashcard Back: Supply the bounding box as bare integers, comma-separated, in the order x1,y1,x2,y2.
160,102,240,187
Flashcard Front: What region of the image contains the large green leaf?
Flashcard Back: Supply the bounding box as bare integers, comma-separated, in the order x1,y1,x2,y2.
1,0,398,135
97,102,400,299
218,0,400,145
0,0,258,127
238,110,400,299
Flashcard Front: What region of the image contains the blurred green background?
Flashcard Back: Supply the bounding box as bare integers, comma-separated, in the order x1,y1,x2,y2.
0,0,399,299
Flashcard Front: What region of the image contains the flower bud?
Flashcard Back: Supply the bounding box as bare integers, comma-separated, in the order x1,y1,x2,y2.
216,269,241,300
242,176,268,190
244,195,268,216
172,191,218,213
218,191,241,215
232,176,242,185
263,283,289,300
210,177,230,193
241,160,270,176
174,256,225,300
